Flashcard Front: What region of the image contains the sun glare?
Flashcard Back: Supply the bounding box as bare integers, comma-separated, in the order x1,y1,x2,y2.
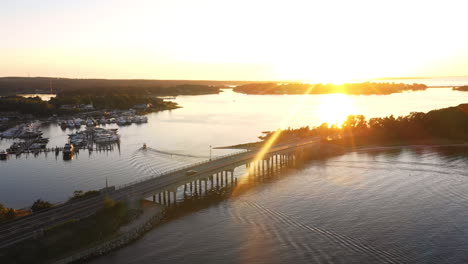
318,94,356,126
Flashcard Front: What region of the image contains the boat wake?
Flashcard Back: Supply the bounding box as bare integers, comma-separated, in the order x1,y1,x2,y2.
233,200,411,264
145,147,210,159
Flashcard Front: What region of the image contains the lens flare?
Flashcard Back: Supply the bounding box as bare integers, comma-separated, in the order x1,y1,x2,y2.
318,94,356,127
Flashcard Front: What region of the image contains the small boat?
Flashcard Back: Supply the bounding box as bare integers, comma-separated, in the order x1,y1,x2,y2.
74,118,83,128
63,143,75,160
60,121,68,129
117,118,127,126
142,143,147,149
0,150,8,160
86,119,95,127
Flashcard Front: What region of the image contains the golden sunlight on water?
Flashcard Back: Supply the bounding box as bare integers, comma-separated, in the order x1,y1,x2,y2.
318,94,357,126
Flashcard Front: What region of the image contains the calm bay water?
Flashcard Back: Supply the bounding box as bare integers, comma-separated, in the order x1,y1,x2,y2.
1,88,468,208
91,147,468,264
1,85,468,263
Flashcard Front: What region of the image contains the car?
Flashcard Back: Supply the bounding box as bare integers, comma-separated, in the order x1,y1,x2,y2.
186,170,197,176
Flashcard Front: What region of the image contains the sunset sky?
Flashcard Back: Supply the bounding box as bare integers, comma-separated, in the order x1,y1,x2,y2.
2,0,468,82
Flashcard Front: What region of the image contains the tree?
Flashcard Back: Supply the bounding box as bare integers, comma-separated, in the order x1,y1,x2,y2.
5,208,16,220
31,199,52,212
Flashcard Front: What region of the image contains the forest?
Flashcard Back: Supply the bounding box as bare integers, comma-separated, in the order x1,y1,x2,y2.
260,103,468,146
453,86,468,91
0,77,257,96
0,94,178,115
234,82,427,95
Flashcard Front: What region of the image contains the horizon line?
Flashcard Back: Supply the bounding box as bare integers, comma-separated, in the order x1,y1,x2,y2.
1,75,468,83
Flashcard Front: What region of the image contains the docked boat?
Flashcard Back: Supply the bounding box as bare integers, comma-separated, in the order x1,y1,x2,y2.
117,118,128,126
67,120,75,128
74,118,83,128
0,127,20,138
86,119,95,127
0,150,8,160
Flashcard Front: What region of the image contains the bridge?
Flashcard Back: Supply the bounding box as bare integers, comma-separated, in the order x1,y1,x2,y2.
0,138,324,249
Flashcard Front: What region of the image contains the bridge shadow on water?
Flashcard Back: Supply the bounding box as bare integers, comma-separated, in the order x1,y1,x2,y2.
143,151,339,232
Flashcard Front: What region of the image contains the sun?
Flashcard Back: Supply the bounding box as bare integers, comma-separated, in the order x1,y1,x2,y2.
318,94,356,126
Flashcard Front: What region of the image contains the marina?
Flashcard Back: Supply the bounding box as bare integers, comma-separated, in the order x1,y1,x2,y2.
0,121,121,159
58,112,148,130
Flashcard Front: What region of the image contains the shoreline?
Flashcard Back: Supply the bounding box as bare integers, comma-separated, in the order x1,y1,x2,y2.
352,142,468,153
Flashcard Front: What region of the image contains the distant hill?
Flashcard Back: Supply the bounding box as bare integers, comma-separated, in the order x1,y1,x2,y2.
0,77,264,96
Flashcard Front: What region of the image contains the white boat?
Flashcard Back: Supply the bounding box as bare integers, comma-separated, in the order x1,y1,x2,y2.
0,127,20,138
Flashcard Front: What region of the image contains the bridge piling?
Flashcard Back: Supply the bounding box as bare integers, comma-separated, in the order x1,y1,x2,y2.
198,180,202,196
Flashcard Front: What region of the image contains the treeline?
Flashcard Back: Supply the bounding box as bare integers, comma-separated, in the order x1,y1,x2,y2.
453,85,468,91
0,94,178,115
234,82,427,95
0,96,56,115
58,84,220,96
0,77,245,96
0,203,17,222
49,94,178,110
260,103,468,145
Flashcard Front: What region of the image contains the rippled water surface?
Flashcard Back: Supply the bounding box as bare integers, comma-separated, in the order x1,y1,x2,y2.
91,147,468,264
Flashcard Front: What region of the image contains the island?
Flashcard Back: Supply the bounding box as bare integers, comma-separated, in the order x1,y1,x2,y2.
233,82,427,95
453,85,468,91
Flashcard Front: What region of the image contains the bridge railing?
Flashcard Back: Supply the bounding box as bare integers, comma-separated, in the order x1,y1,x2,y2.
117,149,250,189
116,139,320,190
